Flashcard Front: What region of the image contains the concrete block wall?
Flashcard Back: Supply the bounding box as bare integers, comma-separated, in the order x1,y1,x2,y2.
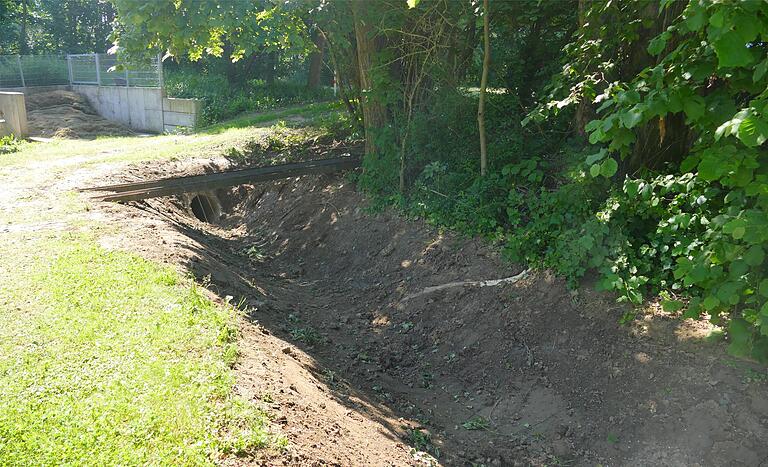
0,92,28,138
73,85,164,133
163,97,202,133
72,85,200,133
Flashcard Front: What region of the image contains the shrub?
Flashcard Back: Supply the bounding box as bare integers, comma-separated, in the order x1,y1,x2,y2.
0,134,20,154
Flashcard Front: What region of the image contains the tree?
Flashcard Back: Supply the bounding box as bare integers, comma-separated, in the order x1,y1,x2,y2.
19,0,28,54
477,0,490,176
306,27,326,89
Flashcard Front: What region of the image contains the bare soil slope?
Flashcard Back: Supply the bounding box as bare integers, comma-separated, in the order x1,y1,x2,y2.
26,90,133,139
92,157,768,466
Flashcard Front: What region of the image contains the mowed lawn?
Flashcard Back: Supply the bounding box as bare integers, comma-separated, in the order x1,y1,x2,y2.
0,110,318,464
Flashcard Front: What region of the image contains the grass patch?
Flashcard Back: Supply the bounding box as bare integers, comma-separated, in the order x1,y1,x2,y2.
202,101,340,134
0,233,281,465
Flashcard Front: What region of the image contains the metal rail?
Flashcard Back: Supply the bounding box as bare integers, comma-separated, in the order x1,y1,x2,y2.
83,156,361,202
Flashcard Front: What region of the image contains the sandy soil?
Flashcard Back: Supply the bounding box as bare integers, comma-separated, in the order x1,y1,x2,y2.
25,90,134,139
76,153,768,466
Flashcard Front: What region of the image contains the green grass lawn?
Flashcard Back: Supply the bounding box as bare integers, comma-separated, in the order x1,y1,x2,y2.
0,105,327,464
0,232,282,465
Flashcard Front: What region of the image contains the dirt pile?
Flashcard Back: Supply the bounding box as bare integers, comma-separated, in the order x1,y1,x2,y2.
95,158,768,466
25,90,134,139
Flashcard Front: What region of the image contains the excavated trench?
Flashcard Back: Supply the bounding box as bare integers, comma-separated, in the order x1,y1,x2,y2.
122,166,768,466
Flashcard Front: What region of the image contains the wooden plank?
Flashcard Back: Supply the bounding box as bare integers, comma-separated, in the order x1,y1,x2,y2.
85,156,360,193
88,156,361,202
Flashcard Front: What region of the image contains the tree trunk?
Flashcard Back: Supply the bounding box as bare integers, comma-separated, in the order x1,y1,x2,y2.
307,30,325,89
19,0,28,54
351,0,386,156
265,52,277,85
574,0,591,136
478,0,490,177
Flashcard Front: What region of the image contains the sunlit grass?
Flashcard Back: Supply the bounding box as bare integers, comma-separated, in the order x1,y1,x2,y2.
0,232,281,465
0,102,336,169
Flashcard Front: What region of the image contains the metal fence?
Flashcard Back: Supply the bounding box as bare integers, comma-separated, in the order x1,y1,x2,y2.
0,53,162,88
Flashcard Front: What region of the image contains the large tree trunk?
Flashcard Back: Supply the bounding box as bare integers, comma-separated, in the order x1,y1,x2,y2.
623,0,690,175
574,0,591,136
478,0,490,176
351,0,386,156
307,30,325,89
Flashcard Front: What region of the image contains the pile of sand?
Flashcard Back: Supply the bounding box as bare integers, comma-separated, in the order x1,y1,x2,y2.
25,90,134,139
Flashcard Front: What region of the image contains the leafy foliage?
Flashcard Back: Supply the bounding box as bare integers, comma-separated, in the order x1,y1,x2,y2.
567,1,768,360
165,69,333,124
0,134,20,154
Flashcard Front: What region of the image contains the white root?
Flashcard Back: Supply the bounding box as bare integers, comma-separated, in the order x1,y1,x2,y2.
400,269,530,302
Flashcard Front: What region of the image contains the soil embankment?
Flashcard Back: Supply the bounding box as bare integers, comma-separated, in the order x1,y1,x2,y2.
94,156,768,466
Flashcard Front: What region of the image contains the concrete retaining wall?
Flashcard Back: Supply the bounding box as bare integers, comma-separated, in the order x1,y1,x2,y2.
162,98,202,133
0,85,200,134
73,85,164,133
72,85,200,133
0,92,28,138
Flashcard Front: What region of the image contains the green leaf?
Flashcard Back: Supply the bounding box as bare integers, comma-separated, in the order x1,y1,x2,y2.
624,180,641,197
759,279,768,298
683,2,706,31
713,30,754,68
703,295,720,310
661,299,684,312
753,59,768,82
585,149,607,165
733,12,760,43
683,95,705,121
745,245,765,266
736,115,768,147
588,129,605,144
620,106,644,129
698,155,724,181
590,163,601,178
600,158,618,177
709,10,725,28
407,0,420,8
648,32,669,56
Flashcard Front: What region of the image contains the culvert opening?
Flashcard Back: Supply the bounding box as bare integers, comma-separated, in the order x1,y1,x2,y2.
190,194,218,223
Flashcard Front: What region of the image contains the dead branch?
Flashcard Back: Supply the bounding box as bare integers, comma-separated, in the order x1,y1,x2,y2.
401,269,530,302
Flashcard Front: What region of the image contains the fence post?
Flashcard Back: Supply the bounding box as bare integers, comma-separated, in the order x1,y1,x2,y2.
17,55,25,88
67,55,74,85
94,53,101,86
125,68,130,87
157,54,164,92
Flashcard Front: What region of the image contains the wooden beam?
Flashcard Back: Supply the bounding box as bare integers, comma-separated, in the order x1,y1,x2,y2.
85,156,361,203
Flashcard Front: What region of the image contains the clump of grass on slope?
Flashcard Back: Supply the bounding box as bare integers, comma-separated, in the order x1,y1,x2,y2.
0,235,282,465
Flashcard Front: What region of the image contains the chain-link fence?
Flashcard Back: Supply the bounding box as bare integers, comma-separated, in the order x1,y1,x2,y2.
0,54,162,88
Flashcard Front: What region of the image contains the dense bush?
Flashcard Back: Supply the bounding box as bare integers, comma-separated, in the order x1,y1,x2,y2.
361,1,768,363
164,69,335,125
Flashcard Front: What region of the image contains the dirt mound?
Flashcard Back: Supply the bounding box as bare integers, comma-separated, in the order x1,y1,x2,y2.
95,159,768,466
25,90,134,139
